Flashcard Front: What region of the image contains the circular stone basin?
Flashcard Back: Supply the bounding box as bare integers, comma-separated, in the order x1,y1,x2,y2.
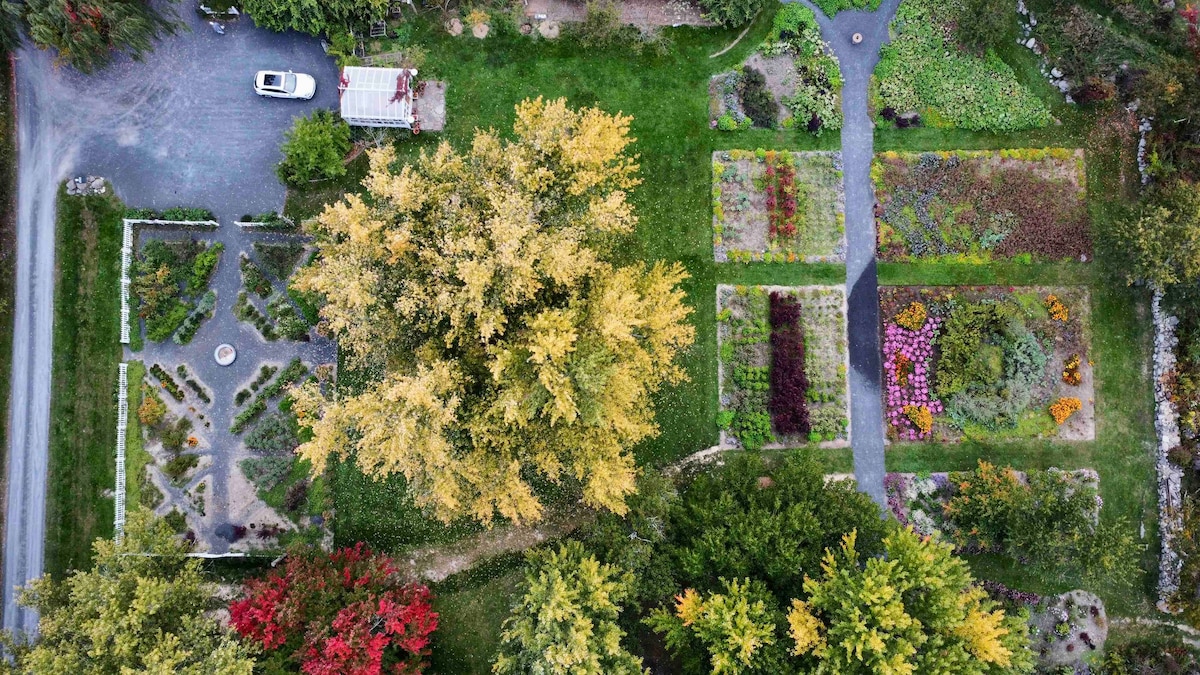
852,32,863,44
215,344,236,366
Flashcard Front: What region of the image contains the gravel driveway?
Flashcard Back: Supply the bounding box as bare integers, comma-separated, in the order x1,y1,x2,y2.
4,11,338,636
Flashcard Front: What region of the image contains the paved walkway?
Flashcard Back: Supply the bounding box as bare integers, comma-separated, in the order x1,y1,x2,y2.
784,0,903,506
133,225,335,554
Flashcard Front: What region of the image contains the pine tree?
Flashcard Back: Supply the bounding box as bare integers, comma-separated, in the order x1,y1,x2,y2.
22,0,179,73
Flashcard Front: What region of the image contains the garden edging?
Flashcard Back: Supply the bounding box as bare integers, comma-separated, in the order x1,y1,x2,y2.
1152,289,1184,611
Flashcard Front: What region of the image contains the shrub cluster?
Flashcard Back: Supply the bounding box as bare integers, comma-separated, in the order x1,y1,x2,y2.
240,256,273,298
125,206,214,221
133,239,221,342
245,412,300,454
738,67,778,128
232,359,308,434
150,363,184,402
175,364,211,404
234,292,278,341
763,5,843,135
252,242,306,280
173,290,217,345
767,292,810,434
267,293,310,341
239,456,294,492
164,452,200,485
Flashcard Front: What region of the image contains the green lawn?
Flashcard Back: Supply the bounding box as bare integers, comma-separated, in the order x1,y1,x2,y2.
45,188,125,577
429,555,526,674
124,361,153,514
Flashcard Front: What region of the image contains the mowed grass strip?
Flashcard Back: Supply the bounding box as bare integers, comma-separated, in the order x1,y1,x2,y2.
45,188,124,577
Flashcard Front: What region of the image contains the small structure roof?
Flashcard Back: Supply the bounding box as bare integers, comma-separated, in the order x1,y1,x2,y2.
339,66,418,128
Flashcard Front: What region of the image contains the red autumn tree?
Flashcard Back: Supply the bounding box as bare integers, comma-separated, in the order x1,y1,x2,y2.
230,543,438,675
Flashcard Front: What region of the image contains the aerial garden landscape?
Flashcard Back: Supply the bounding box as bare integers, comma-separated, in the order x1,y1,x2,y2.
4,0,1200,671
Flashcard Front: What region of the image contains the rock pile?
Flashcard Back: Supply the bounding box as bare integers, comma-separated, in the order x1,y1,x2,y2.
1016,0,1076,103
65,176,106,196
1153,289,1184,611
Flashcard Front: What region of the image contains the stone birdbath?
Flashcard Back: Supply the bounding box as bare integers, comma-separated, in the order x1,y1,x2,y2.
852,32,863,44
214,344,236,366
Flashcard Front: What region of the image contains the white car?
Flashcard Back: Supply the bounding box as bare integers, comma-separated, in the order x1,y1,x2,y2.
254,70,316,100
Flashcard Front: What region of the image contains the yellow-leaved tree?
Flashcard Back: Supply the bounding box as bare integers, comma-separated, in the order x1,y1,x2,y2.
292,98,694,525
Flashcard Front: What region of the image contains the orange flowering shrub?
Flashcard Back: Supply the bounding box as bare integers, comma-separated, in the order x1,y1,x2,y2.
1045,294,1069,322
186,436,199,447
1062,354,1082,386
894,353,913,387
1049,397,1082,425
902,404,933,435
895,302,928,331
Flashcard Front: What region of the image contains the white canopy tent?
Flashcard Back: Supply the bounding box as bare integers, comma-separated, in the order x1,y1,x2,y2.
338,66,419,129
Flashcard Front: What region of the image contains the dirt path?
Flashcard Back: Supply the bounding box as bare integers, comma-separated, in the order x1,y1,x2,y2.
398,506,590,583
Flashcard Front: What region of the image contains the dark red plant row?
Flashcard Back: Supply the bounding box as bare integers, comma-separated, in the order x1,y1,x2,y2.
764,161,799,239
768,292,810,434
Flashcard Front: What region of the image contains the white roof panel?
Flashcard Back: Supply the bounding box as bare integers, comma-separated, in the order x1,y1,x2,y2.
339,66,418,123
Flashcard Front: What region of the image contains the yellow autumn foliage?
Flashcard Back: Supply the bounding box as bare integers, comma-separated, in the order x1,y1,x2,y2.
292,98,694,525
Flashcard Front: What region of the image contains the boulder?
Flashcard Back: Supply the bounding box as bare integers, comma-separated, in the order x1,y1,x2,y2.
89,178,105,190
1025,37,1037,49
1051,67,1063,78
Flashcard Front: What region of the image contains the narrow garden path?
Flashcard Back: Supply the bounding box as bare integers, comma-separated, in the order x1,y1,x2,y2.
782,0,903,506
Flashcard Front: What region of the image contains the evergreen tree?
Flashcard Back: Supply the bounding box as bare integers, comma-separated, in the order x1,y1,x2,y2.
493,541,645,675
22,0,179,73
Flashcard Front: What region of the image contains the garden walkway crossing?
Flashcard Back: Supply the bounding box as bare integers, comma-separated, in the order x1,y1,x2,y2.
782,0,904,507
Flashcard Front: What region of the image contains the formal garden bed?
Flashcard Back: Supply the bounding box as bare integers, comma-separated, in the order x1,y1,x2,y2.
880,285,1094,443
709,5,842,135
131,238,224,343
234,246,316,342
712,150,845,262
716,284,849,450
873,149,1091,263
871,0,1051,131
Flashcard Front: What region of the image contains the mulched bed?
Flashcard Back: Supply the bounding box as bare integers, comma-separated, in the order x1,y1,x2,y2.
873,149,1091,262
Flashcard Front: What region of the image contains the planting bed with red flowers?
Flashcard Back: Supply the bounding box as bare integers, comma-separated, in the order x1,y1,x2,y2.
712,149,845,263
717,284,848,450
873,149,1091,263
880,285,1094,443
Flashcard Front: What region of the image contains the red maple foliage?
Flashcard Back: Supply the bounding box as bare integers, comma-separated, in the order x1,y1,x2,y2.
230,543,438,675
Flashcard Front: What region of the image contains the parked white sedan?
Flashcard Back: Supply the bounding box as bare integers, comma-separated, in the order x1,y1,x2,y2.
253,70,316,100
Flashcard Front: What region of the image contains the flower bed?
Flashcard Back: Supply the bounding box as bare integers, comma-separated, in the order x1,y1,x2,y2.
717,284,848,449
712,150,845,263
880,286,1094,442
708,5,842,135
873,149,1091,263
871,0,1051,132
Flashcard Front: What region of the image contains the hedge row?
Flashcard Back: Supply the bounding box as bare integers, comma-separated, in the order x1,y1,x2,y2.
231,358,308,434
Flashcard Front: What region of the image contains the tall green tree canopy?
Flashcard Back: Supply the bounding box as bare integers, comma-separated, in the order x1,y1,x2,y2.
493,541,646,675
665,452,886,601
2,512,256,674
293,98,695,526
21,0,179,73
1114,179,1200,287
241,0,387,36
276,109,352,186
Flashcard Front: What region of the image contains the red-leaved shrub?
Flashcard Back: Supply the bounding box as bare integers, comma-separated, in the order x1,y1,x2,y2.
229,543,438,675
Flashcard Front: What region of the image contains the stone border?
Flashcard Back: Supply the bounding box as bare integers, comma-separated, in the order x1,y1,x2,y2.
1152,289,1184,610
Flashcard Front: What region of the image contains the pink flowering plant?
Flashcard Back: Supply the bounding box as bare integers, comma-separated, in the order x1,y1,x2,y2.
882,313,943,440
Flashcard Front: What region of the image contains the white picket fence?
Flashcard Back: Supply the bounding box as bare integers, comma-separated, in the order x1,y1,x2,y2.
119,220,134,344
115,362,129,537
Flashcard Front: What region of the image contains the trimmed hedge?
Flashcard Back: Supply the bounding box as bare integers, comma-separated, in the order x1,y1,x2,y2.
173,290,217,345
231,358,308,434
150,363,184,402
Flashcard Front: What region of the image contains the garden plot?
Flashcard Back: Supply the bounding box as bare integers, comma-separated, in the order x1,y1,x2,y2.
712,150,845,263
874,149,1091,262
716,284,849,450
880,286,1095,443
131,236,223,345
235,243,319,341
871,0,1050,132
709,5,842,135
